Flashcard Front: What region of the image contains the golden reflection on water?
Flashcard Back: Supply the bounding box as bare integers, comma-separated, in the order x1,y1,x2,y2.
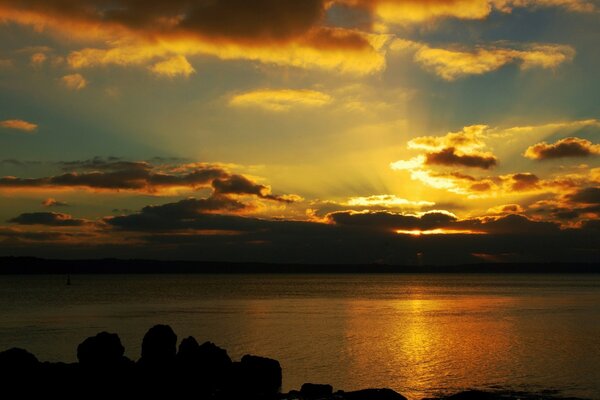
343,292,517,399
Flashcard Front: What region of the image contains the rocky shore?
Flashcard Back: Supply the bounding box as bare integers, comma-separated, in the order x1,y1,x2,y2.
0,325,589,400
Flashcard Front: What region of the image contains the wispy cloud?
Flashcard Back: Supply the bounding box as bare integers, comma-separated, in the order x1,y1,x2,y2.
229,89,332,111
61,73,88,90
0,119,38,132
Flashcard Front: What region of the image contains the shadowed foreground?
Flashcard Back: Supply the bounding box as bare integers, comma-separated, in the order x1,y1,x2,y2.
0,325,589,400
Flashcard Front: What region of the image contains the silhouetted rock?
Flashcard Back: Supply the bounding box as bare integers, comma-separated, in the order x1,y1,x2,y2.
0,347,39,370
139,324,177,366
301,383,333,399
344,388,408,400
177,336,231,371
238,354,282,396
176,336,232,395
77,331,126,368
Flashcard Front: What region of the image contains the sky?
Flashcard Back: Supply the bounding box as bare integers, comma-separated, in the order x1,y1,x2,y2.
0,0,599,265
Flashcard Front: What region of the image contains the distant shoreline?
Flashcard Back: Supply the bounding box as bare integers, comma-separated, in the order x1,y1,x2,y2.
1,257,599,274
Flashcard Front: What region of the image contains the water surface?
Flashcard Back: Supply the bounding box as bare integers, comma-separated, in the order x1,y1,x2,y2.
0,274,598,399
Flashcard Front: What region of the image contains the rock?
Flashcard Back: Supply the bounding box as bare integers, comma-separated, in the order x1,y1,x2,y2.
77,331,125,367
239,354,282,396
177,337,231,367
344,388,408,400
0,348,39,370
176,336,232,393
139,324,177,366
301,383,334,399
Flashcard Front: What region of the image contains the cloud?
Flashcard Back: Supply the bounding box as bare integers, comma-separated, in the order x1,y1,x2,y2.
229,89,332,111
0,1,387,75
508,173,540,191
346,195,435,208
410,42,575,80
525,137,600,160
567,187,600,204
61,73,88,90
391,121,600,198
0,159,224,192
425,147,497,169
0,119,38,132
148,55,195,78
8,212,88,226
341,0,594,25
0,159,299,207
392,125,498,173
42,198,69,207
212,175,296,202
328,209,459,230
408,124,488,152
487,204,525,214
30,52,47,66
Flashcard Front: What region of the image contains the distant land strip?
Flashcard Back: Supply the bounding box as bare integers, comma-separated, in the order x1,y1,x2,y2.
0,257,599,274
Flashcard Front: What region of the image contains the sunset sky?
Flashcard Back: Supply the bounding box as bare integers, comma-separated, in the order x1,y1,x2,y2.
0,0,599,264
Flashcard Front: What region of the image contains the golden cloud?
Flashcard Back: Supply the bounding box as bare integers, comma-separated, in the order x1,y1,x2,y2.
346,194,435,208
148,55,195,78
340,0,594,25
0,119,38,132
60,73,88,90
0,2,388,75
391,121,600,199
229,89,332,111
410,43,575,80
525,137,600,160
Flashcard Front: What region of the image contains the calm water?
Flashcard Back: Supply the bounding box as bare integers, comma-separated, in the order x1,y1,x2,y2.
0,274,598,399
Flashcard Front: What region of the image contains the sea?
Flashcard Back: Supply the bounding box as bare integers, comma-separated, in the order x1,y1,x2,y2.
0,274,598,400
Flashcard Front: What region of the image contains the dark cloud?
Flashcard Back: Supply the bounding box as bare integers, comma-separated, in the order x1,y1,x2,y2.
139,196,248,219
0,227,77,242
457,214,561,235
508,173,540,191
525,137,600,160
425,147,497,169
0,0,345,45
8,212,88,227
212,175,293,202
567,187,600,204
0,159,296,201
328,210,457,230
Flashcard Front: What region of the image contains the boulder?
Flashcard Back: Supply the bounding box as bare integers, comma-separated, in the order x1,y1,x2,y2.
139,324,177,366
301,383,334,399
0,348,39,371
77,331,125,367
239,354,282,395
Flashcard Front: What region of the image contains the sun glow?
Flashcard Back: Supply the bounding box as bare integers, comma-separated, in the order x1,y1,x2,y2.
395,228,486,235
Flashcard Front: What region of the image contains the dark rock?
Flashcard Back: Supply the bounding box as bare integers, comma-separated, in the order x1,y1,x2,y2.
301,383,334,399
139,324,177,366
176,336,232,393
344,388,408,400
238,354,282,396
77,331,125,367
0,348,39,370
177,336,232,368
